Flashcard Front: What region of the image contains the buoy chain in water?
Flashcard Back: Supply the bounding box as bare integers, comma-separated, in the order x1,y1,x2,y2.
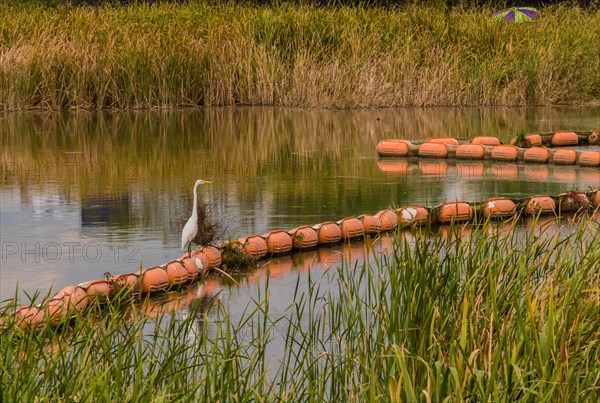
8,189,600,330
376,130,600,167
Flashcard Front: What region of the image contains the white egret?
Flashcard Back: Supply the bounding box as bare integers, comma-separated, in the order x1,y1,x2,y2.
181,179,212,258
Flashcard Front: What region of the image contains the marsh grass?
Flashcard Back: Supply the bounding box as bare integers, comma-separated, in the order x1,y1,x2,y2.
1,3,599,110
1,216,599,400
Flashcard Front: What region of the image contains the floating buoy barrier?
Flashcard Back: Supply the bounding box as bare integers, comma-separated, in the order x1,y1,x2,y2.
141,266,169,294
374,209,398,231
427,137,459,145
376,139,410,157
377,129,600,167
337,217,365,240
238,235,268,258
471,136,501,146
524,196,556,215
313,222,342,244
8,187,600,330
437,201,473,223
550,131,579,147
456,144,485,159
552,149,577,165
164,261,189,287
419,142,449,158
358,214,382,235
483,197,517,219
578,150,600,167
491,145,519,161
523,146,549,163
396,206,429,226
263,230,293,254
288,226,319,250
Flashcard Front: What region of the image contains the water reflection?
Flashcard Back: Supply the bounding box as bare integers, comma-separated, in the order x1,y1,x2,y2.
1,107,599,302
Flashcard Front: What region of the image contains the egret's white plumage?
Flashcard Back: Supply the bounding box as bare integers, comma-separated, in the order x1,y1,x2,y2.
181,179,211,257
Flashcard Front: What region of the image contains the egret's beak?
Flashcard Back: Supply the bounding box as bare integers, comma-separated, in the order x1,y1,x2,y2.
203,180,212,184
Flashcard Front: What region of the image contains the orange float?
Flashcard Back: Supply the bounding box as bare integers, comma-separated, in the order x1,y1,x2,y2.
419,143,448,158
551,131,579,146
482,197,517,219
437,202,473,223
79,279,112,304
180,258,200,282
557,192,590,212
374,209,398,231
524,134,543,147
165,261,189,287
471,136,501,146
396,206,429,226
524,196,556,215
357,214,382,235
262,230,293,254
552,149,577,165
238,235,268,258
455,144,485,159
288,226,319,250
195,245,222,268
15,305,45,328
491,145,518,161
426,137,459,145
523,147,549,163
55,284,88,312
41,297,66,326
141,267,169,294
337,217,365,240
312,222,342,244
376,139,410,157
578,150,600,167
592,189,600,207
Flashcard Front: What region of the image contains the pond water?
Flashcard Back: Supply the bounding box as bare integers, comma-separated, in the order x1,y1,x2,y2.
1,107,599,305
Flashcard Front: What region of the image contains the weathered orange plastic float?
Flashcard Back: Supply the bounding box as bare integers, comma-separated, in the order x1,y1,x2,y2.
523,147,549,163
456,144,485,159
358,214,382,235
337,217,364,240
483,197,517,219
238,235,268,258
471,136,501,146
551,131,579,146
491,145,519,162
579,150,600,167
437,202,473,223
376,139,410,157
262,230,293,254
524,196,556,215
419,143,448,158
288,226,319,250
552,149,577,165
312,222,342,244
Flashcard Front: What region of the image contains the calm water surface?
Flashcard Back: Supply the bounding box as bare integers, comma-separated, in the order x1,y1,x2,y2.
1,107,599,305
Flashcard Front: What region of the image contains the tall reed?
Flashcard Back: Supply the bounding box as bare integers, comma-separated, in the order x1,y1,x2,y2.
1,3,599,110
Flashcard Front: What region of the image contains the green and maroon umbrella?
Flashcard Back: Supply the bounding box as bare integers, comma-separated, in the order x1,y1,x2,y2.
494,7,538,23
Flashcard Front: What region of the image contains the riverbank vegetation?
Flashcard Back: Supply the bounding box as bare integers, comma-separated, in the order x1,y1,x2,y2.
1,217,599,400
1,2,599,110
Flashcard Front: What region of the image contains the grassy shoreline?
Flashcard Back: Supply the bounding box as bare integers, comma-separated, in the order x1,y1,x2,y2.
1,218,599,400
1,3,599,111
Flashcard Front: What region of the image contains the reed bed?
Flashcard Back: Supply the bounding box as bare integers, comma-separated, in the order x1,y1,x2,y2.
1,217,599,400
1,3,599,110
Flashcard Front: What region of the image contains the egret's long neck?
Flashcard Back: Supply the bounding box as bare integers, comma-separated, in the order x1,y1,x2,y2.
191,183,199,219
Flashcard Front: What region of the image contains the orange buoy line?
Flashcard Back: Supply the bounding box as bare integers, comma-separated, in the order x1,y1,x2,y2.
377,130,600,167
8,189,600,329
